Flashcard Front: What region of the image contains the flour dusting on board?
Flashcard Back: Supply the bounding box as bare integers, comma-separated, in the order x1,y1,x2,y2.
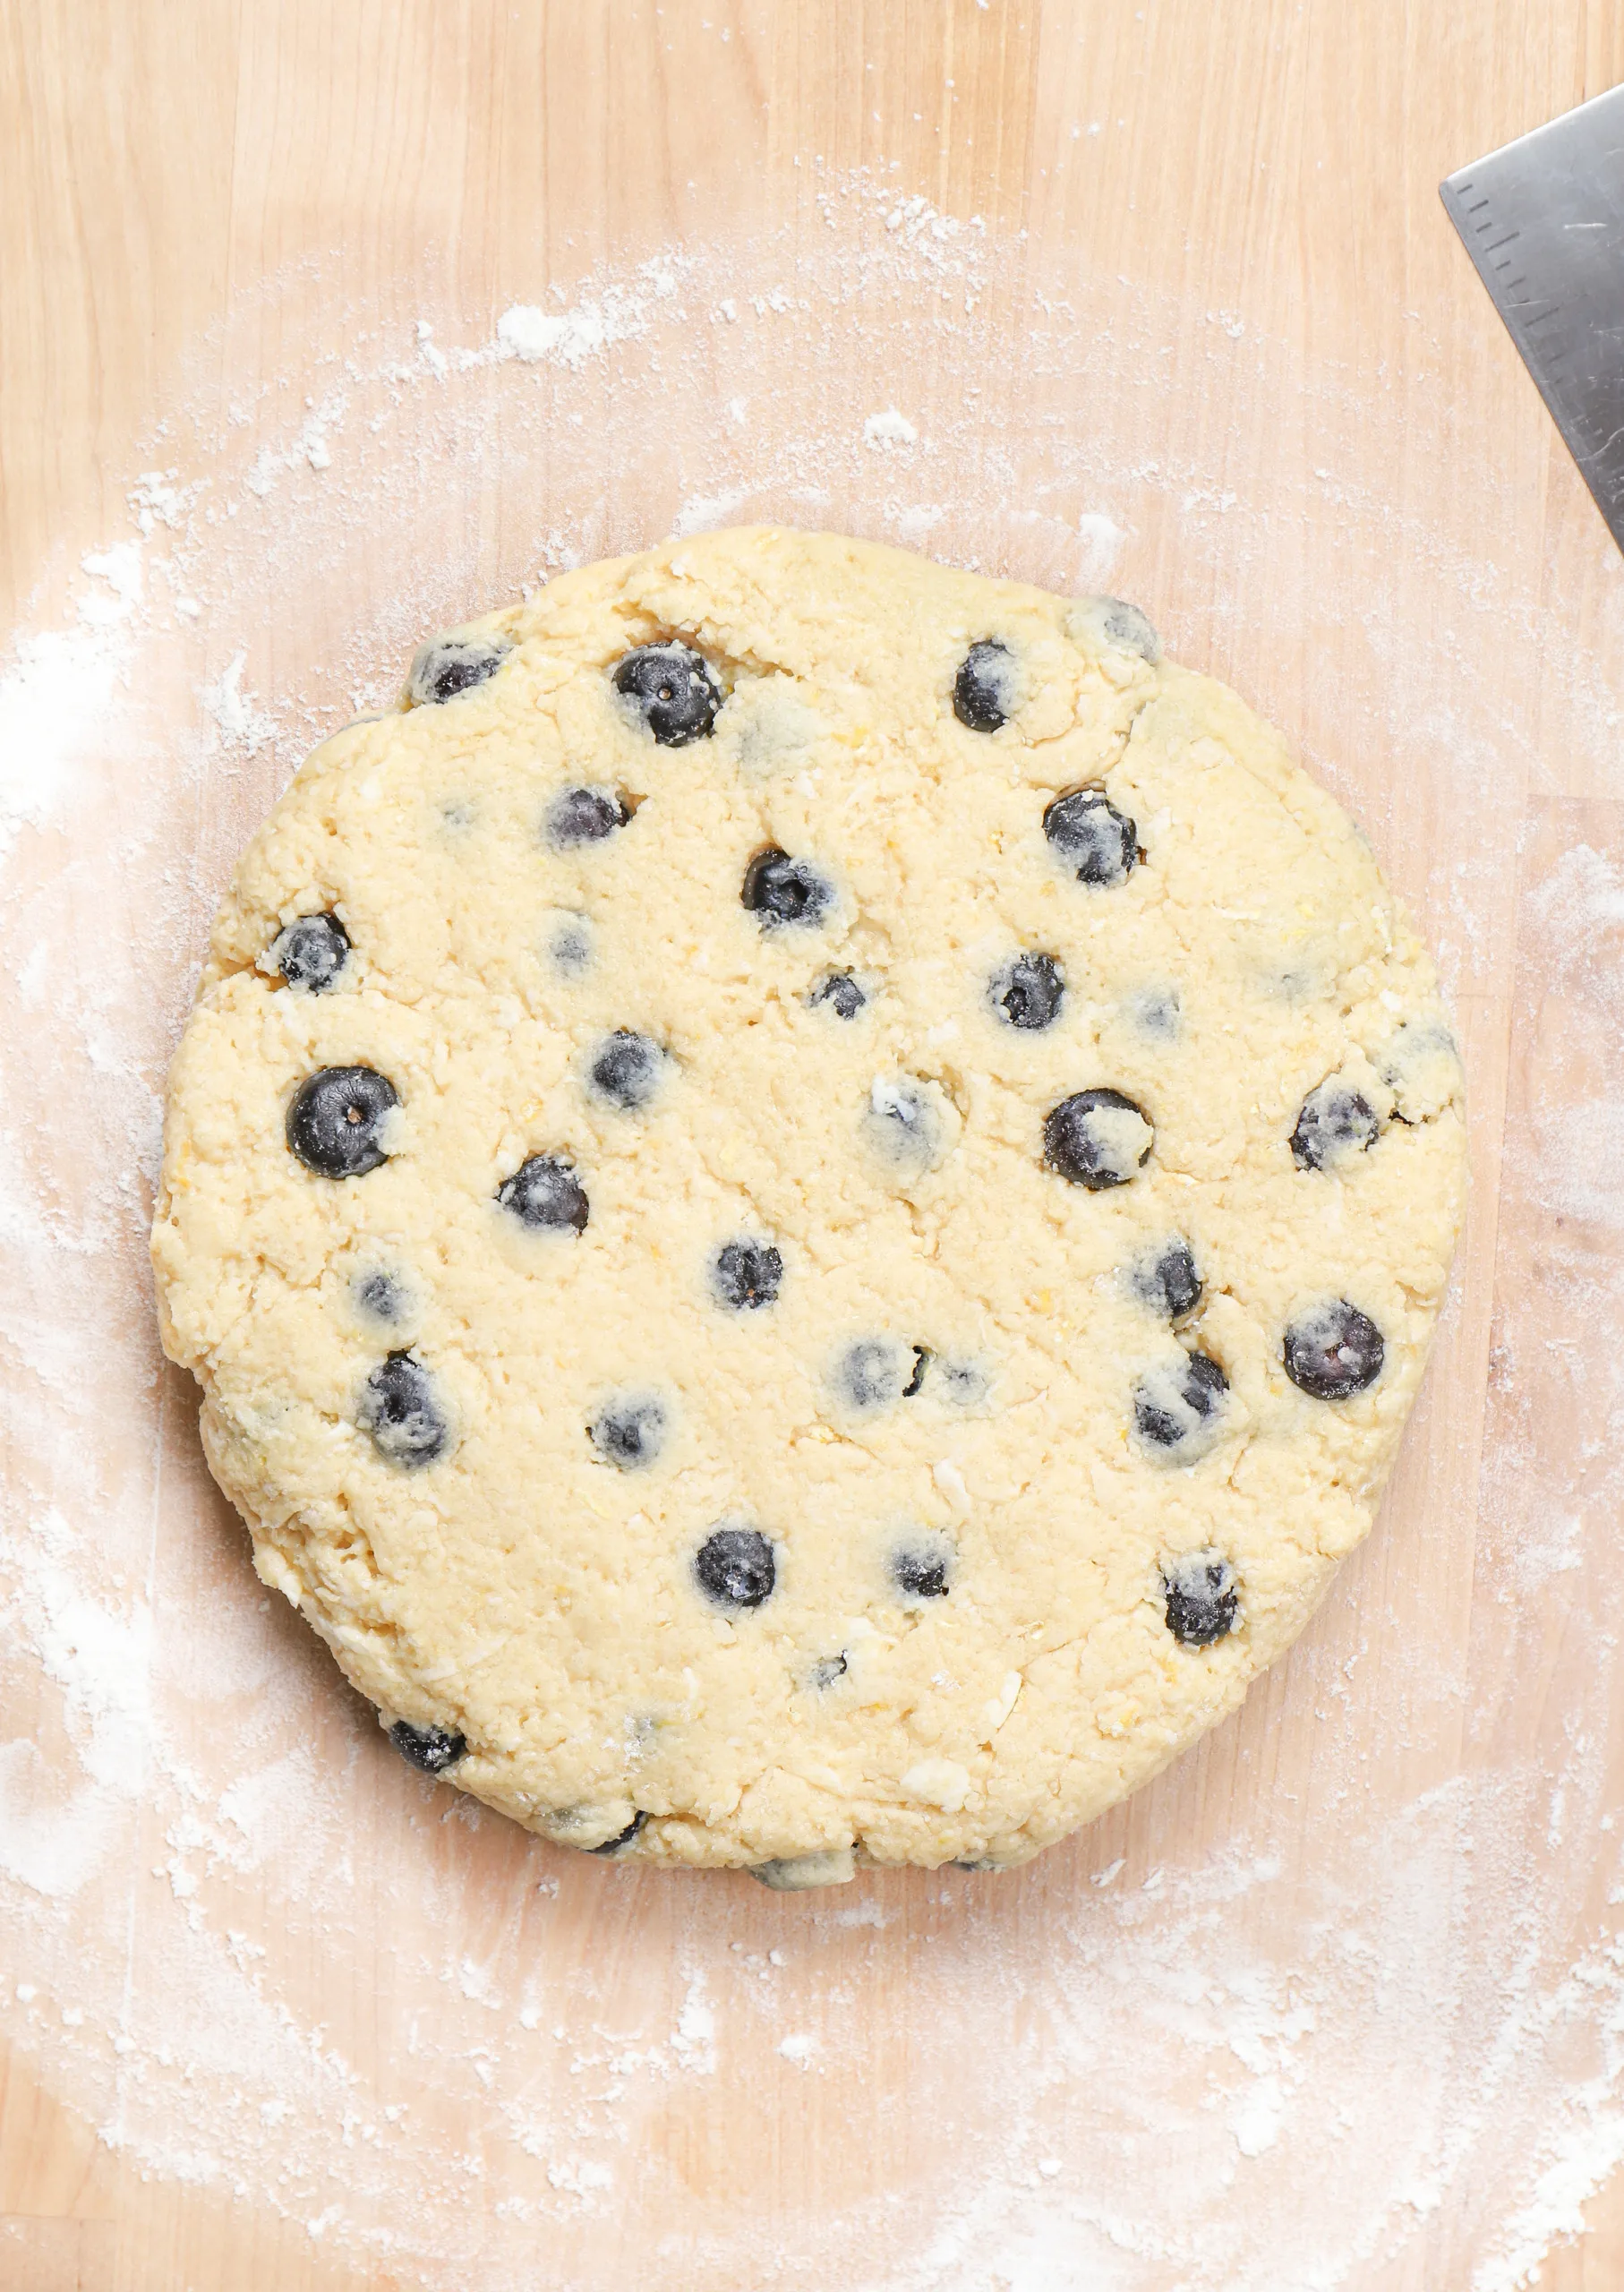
4,175,1624,2290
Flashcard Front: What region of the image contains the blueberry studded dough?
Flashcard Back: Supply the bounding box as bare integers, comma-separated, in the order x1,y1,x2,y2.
151,526,1466,1882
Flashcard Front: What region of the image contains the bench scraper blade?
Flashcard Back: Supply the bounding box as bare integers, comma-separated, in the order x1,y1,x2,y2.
1441,85,1624,553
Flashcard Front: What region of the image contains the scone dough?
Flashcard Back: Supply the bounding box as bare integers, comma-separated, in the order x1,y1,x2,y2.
152,526,1466,1877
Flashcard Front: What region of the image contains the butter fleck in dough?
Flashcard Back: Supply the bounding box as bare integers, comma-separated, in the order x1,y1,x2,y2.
152,526,1466,1878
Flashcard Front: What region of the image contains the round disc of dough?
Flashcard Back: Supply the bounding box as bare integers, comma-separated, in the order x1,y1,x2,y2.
152,526,1466,1882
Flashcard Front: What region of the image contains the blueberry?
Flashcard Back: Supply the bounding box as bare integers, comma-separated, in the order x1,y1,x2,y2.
591,1810,648,1855
1290,1082,1380,1171
286,1065,399,1178
937,1358,990,1409
741,846,833,927
1162,1552,1238,1646
953,640,1015,732
994,951,1064,1031
1070,594,1164,664
588,1031,665,1111
1129,986,1181,1039
271,912,351,993
407,635,510,706
1043,1088,1153,1188
546,786,629,847
863,1076,946,1173
902,1346,931,1398
498,1154,589,1234
354,1270,407,1323
695,1526,776,1610
1283,1300,1385,1398
550,916,594,977
834,1338,903,1410
1133,1351,1228,1451
589,1395,668,1468
1134,1239,1202,1321
1377,1018,1462,1123
711,1240,782,1310
1098,599,1161,663
1044,789,1139,887
892,1534,953,1602
359,1352,451,1469
810,971,866,1019
390,1719,466,1773
612,644,722,746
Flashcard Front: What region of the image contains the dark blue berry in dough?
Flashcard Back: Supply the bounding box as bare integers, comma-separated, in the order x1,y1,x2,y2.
810,971,865,1019
1044,790,1139,887
835,1338,903,1410
354,1270,407,1323
589,1031,664,1110
589,1395,668,1468
550,917,593,977
273,912,351,993
286,1065,398,1178
1098,599,1160,663
408,636,510,705
953,640,1014,732
863,1077,943,1171
1137,1239,1202,1321
938,1358,990,1408
892,1535,953,1601
390,1720,466,1773
695,1527,777,1610
1133,1351,1228,1450
591,1810,648,1855
1130,987,1180,1040
902,1346,931,1398
995,952,1064,1031
612,644,722,746
741,846,833,927
499,1154,589,1234
1290,1082,1380,1171
359,1352,451,1469
1043,1088,1152,1188
1162,1552,1239,1646
1283,1300,1385,1398
711,1240,782,1310
546,786,629,847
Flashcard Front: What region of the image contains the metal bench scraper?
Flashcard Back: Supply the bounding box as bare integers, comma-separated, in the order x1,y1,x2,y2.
1440,85,1624,552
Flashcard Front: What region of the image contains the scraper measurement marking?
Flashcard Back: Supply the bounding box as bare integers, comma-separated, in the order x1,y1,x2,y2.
1453,185,1568,381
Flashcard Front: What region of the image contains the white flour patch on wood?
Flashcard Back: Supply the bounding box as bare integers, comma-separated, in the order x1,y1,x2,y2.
863,407,919,449
2,171,1623,2291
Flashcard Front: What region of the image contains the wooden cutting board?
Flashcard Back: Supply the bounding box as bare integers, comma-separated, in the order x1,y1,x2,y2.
4,4,1624,2288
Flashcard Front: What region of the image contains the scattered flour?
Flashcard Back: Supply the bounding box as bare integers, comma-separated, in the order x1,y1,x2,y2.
497,302,630,369
201,651,278,749
3,171,1624,2292
864,407,919,449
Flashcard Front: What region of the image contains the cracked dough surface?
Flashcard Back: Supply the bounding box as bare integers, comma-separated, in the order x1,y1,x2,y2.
151,526,1466,1877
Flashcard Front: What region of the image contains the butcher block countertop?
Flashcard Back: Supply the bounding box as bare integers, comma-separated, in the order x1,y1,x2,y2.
4,4,1624,2288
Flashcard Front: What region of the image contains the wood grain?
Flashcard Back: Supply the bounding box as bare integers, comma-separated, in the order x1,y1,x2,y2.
4,3,1624,2287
